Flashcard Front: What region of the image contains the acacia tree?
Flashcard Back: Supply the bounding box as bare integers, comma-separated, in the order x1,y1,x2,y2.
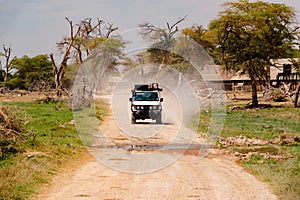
182,26,217,61
7,55,54,90
50,17,119,96
139,16,186,64
208,0,299,106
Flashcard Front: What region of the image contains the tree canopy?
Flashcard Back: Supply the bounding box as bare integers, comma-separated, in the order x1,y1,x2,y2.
7,55,54,90
208,0,299,106
182,26,217,62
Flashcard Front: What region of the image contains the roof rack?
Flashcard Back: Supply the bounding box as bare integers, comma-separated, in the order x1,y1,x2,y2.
134,83,163,91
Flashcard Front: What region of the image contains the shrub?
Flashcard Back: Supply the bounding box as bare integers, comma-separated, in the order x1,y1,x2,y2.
0,106,26,158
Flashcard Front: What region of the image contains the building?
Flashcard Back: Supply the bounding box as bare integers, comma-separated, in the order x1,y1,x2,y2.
212,58,299,91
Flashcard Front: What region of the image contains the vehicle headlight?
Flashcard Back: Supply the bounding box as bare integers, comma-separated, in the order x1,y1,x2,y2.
136,106,140,110
131,105,136,111
149,106,152,109
152,106,156,109
141,106,144,109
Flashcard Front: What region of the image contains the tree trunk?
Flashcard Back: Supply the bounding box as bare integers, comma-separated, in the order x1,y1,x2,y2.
0,68,3,82
50,54,63,97
294,84,300,108
49,18,81,97
4,59,8,83
251,78,259,107
2,45,12,84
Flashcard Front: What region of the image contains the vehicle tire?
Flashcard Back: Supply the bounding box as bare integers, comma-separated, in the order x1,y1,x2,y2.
131,115,136,124
156,113,162,124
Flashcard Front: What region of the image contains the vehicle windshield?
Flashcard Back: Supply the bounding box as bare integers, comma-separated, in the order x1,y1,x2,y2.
133,92,159,101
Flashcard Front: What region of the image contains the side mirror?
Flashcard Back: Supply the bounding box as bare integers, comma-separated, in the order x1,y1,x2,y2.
129,98,132,102
160,98,163,102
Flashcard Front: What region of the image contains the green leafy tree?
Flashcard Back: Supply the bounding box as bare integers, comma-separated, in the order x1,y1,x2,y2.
208,0,299,106
182,26,218,62
7,55,54,90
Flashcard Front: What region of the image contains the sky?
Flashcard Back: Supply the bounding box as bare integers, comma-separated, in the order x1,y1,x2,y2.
0,0,300,58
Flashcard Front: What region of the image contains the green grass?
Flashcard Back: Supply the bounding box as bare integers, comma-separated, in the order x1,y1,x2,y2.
198,105,300,200
0,100,106,200
71,100,109,146
199,107,300,139
241,150,300,200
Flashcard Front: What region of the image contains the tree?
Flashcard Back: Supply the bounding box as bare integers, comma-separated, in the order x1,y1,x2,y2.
50,17,81,95
57,18,119,64
139,16,186,65
182,26,217,62
7,55,54,90
138,16,214,88
0,45,16,84
50,17,120,96
208,0,299,106
295,84,300,107
292,60,300,107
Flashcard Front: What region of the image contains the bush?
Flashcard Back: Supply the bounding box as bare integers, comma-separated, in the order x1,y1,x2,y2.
0,106,26,158
271,88,288,102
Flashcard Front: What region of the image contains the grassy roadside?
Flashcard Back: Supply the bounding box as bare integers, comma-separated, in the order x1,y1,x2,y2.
225,106,299,200
199,103,300,200
0,100,106,200
241,147,300,200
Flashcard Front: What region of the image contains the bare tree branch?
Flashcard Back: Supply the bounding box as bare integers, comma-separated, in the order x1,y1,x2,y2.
49,53,57,75
138,16,186,64
50,17,81,96
51,17,121,96
96,18,104,37
139,15,186,39
138,22,157,36
1,44,14,83
169,15,187,33
105,23,118,38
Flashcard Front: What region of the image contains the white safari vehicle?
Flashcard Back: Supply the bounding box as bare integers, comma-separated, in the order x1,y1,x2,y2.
129,83,163,124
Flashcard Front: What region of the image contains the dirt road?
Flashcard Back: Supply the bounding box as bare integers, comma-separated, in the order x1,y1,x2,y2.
35,110,278,200
36,154,277,200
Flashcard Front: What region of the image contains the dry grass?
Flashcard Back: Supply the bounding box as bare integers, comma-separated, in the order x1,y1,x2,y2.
0,105,27,158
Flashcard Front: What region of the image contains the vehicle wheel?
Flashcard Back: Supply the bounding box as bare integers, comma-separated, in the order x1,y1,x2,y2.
156,113,162,124
131,115,136,124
